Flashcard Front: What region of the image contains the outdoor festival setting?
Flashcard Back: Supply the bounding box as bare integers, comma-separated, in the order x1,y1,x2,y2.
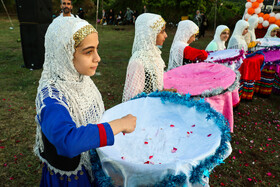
0,0,279,186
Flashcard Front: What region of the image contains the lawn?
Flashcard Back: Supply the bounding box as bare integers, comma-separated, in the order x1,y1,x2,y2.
0,17,279,186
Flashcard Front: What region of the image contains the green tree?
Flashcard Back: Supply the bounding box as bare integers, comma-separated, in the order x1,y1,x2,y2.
142,0,215,23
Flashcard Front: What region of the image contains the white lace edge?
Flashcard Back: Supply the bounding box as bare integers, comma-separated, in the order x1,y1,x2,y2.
34,122,94,182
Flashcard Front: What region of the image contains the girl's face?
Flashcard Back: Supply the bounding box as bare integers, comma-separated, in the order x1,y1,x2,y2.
156,25,168,46
73,33,101,76
187,33,198,44
220,30,230,41
242,27,249,35
271,29,278,37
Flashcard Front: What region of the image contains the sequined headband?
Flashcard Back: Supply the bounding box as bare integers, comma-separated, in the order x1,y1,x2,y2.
222,28,230,32
150,17,166,31
272,27,279,32
73,25,97,48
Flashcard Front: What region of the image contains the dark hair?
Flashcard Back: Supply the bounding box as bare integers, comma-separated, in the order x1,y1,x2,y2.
61,0,72,4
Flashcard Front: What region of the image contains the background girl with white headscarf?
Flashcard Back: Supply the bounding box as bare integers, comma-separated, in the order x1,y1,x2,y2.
122,13,167,102
247,16,258,42
205,25,230,51
168,20,208,70
264,24,280,38
245,16,261,49
227,20,249,51
34,16,136,186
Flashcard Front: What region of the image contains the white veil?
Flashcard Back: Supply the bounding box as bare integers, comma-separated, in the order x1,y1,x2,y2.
168,20,199,70
205,25,229,51
247,16,258,41
264,24,279,38
227,20,249,51
34,16,104,178
122,13,166,102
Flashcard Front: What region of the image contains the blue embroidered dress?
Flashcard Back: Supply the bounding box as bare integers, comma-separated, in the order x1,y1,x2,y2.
38,96,114,186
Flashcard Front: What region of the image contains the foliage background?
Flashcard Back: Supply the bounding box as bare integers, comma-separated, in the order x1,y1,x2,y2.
0,0,245,28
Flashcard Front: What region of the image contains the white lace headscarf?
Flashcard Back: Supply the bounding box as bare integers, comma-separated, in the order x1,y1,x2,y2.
34,16,104,179
264,24,279,38
227,20,249,51
247,16,258,41
122,13,166,102
168,20,199,70
206,25,229,51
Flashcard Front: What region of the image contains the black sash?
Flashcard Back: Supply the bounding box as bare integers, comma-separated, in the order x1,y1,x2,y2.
40,131,81,171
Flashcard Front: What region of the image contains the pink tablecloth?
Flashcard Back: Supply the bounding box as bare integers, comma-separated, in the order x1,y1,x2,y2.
164,63,240,132
205,89,239,132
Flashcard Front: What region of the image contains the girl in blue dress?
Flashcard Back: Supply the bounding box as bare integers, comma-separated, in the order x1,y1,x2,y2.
34,16,136,186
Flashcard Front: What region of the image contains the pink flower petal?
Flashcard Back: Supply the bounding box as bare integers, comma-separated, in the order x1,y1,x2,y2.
267,172,272,176
121,157,125,160
207,134,212,137
248,178,252,181
171,147,177,153
170,124,175,127
149,155,153,159
192,124,196,127
144,141,148,144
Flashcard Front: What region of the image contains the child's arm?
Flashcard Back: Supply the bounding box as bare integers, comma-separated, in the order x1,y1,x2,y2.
184,46,208,61
40,99,136,158
109,114,136,135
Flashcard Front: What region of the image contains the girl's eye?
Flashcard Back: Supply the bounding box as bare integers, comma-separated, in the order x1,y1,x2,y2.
86,51,92,55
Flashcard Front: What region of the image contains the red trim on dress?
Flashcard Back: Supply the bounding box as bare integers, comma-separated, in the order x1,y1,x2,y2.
97,123,107,147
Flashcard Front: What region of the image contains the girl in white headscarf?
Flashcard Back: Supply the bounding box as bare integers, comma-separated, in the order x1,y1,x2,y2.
245,16,261,48
168,20,208,70
227,20,249,51
264,24,280,38
34,16,136,186
122,13,167,102
247,16,258,42
205,25,230,51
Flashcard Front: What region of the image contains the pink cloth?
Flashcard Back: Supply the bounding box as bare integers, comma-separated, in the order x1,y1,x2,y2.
263,50,280,63
164,63,240,132
205,89,239,132
164,63,236,95
276,64,280,76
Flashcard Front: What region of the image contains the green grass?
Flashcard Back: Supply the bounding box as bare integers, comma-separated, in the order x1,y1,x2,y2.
0,17,279,186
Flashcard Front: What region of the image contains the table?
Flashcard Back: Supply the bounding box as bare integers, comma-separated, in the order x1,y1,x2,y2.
164,63,239,132
255,49,280,96
97,92,232,186
238,54,264,100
